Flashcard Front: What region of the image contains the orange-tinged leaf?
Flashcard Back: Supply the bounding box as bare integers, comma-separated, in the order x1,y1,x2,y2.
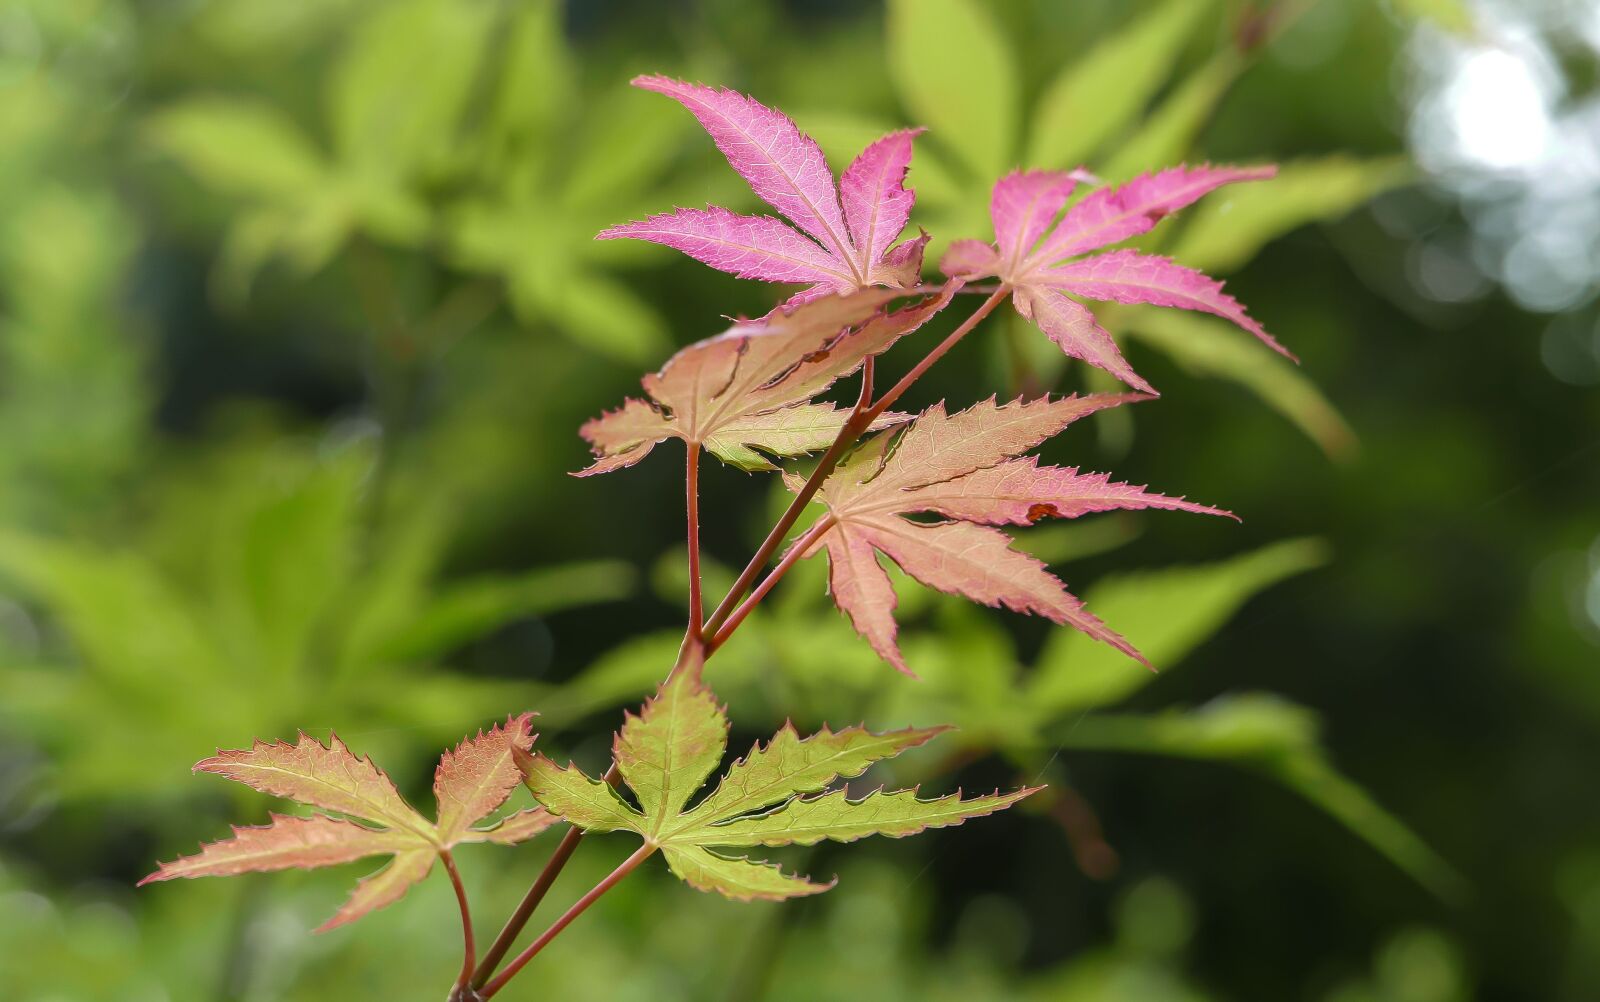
803,396,1232,672
138,814,418,884
461,807,560,846
149,717,557,933
577,287,953,474
433,713,537,844
317,849,435,932
195,733,431,839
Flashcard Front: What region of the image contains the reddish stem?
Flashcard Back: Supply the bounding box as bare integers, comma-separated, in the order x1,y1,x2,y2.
480,843,658,998
706,516,834,653
685,443,704,642
442,851,476,991
469,763,622,989
860,287,1008,425
702,287,1007,637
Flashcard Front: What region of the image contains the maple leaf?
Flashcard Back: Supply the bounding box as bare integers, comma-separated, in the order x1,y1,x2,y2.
576,285,955,475
795,394,1235,674
598,76,930,300
141,715,556,931
940,165,1292,393
517,673,1032,901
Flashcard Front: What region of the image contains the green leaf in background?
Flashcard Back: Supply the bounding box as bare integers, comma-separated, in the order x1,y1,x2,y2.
1170,155,1413,274
1050,695,1466,899
886,0,1016,180
1027,539,1328,716
328,0,490,173
372,560,635,665
1124,308,1358,460
1100,51,1243,181
1391,0,1478,34
1028,0,1215,168
146,98,328,200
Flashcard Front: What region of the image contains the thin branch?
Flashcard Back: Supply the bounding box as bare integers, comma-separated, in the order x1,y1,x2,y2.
685,443,704,642
480,843,658,998
469,765,618,988
706,515,834,654
702,287,1008,638
441,851,476,991
860,287,1008,425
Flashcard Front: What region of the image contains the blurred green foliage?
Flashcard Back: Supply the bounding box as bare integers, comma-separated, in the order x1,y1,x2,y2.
1,0,1596,1000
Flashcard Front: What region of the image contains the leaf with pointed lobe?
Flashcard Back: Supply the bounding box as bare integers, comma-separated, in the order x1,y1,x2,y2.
857,394,1142,499
953,164,1285,392
683,785,1039,847
598,206,854,285
1015,285,1154,394
519,676,1031,901
842,129,922,270
631,75,852,258
460,807,560,845
902,459,1234,527
799,396,1231,672
145,716,555,932
600,77,928,300
1039,250,1294,360
514,750,641,832
194,732,431,839
662,845,835,901
614,671,729,835
320,849,436,932
433,713,538,845
990,170,1082,272
1034,164,1277,264
682,723,948,829
138,814,418,884
576,287,952,475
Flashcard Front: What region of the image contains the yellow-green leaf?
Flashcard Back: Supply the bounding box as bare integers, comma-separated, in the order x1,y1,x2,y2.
673,723,948,837
1124,309,1357,459
516,752,641,833
683,785,1038,847
1100,52,1242,181
662,845,833,901
1028,539,1328,717
1169,155,1412,274
1028,0,1216,168
886,0,1017,180
615,672,728,836
1049,696,1465,899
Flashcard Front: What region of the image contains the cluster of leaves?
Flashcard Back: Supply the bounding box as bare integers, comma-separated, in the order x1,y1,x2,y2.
0,438,631,800
581,75,1275,673
522,670,1030,900
148,0,687,360
129,13,1458,992
815,0,1410,455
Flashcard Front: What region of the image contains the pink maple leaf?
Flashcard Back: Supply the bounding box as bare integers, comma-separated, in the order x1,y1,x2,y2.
941,165,1292,393
797,395,1235,675
599,76,928,301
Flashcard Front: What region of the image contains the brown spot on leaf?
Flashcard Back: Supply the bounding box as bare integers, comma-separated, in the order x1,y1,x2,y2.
1026,503,1060,524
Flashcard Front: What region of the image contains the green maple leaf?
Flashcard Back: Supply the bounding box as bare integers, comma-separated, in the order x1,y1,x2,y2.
517,674,1036,900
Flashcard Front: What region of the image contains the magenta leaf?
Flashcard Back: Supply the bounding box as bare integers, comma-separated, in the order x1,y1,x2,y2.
942,163,1285,392
601,77,928,299
1040,250,1294,360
